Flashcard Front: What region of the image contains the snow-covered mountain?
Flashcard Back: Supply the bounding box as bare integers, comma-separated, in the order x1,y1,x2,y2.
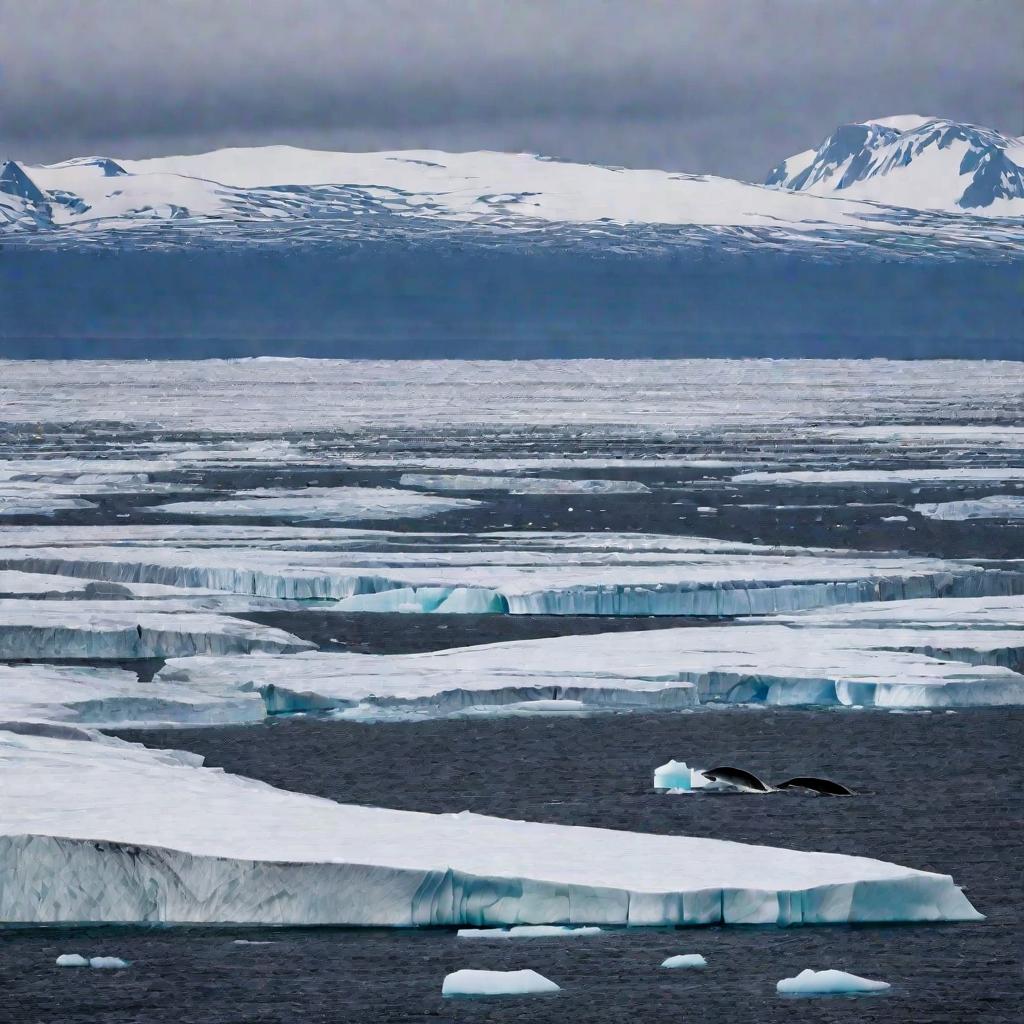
766,116,1024,213
1,117,1021,259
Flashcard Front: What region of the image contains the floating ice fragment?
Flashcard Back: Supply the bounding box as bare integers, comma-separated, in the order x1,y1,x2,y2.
776,968,890,995
913,496,1024,521
442,969,561,997
661,954,707,969
881,515,908,522
87,955,129,969
653,760,713,792
457,925,603,939
55,953,89,967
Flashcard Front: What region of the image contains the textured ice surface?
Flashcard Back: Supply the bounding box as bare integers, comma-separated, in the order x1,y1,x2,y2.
914,496,1024,521
159,602,1024,712
661,954,707,968
0,494,96,515
776,968,890,995
153,487,479,522
399,473,649,494
776,595,1024,630
0,604,311,658
1,360,1019,435
442,969,561,997
0,729,981,926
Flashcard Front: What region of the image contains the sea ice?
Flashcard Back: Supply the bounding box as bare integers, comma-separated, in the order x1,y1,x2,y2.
0,605,311,658
89,957,129,969
158,605,1024,718
442,969,561,997
399,473,649,494
776,968,890,995
913,496,1024,521
653,760,713,791
0,729,982,926
56,954,89,967
151,487,478,522
735,468,1024,485
661,954,707,968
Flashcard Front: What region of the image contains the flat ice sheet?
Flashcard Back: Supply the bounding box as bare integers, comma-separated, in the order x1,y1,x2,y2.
399,473,649,494
160,601,1024,712
0,728,981,926
151,487,479,522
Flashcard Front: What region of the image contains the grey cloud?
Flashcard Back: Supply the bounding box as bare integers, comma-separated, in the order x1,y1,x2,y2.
1,0,1020,179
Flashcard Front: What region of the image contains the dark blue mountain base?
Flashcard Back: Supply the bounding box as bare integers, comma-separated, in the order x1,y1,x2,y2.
2,248,1021,359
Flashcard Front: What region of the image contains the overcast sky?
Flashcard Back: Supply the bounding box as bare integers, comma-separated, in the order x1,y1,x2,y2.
1,0,1020,180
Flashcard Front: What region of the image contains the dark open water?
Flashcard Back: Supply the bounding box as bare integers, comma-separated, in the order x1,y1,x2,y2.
3,708,1021,1024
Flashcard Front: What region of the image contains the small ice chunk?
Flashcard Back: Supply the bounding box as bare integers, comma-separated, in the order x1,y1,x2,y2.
653,759,717,792
661,954,707,969
457,925,602,939
777,968,889,995
442,968,561,997
232,939,274,945
89,956,129,969
56,953,89,967
881,515,908,522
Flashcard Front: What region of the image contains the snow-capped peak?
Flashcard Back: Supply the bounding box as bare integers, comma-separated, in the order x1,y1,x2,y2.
766,117,1024,213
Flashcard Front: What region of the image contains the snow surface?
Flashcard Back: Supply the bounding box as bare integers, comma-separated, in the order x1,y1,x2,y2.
442,969,560,997
776,968,890,995
0,728,981,926
914,496,1024,521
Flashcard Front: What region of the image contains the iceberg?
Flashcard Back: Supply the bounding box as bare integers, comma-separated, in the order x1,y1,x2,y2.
776,968,890,996
661,954,707,969
653,760,714,792
0,728,982,927
442,969,561,997
914,496,1024,521
56,954,89,967
399,473,649,494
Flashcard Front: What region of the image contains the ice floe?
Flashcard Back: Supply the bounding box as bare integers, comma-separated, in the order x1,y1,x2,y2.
158,601,1024,714
0,537,1011,615
776,968,890,996
151,487,479,522
0,605,311,658
457,925,603,938
399,473,649,494
0,663,265,728
914,495,1024,521
661,954,707,968
0,728,981,926
442,969,561,997
735,468,1024,485
55,954,89,967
